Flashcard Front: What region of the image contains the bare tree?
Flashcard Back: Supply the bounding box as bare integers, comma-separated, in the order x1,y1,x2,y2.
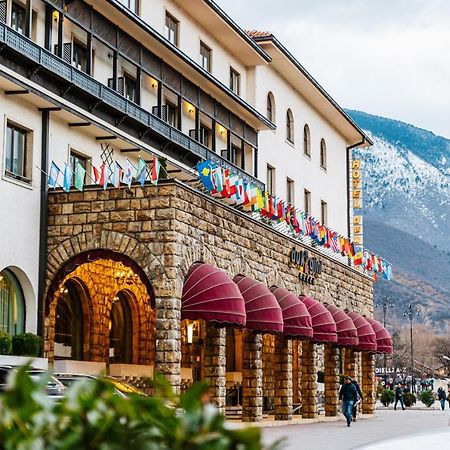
433,336,450,376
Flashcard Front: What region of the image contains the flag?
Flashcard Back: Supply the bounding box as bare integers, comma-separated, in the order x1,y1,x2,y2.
220,169,231,198
93,165,101,184
197,160,214,191
151,156,161,185
305,215,313,235
136,158,147,187
103,163,110,190
330,232,339,252
74,162,86,192
62,163,72,192
211,166,223,194
353,246,363,265
123,159,133,188
48,161,61,188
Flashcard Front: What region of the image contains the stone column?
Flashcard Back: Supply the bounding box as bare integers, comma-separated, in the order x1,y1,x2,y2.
324,343,339,416
242,330,263,422
301,340,318,419
274,335,293,420
344,348,357,379
292,341,301,407
361,352,376,414
155,296,181,393
203,324,226,415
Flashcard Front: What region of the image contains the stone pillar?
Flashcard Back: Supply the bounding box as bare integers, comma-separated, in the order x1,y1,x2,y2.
361,352,376,414
274,335,293,420
242,330,263,422
292,341,301,407
203,324,226,415
344,348,357,379
301,340,318,418
324,343,339,417
155,296,181,393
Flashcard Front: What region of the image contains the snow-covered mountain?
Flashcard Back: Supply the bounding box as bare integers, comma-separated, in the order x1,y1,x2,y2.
346,110,450,331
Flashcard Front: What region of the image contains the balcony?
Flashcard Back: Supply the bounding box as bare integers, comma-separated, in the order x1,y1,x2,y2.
0,22,264,190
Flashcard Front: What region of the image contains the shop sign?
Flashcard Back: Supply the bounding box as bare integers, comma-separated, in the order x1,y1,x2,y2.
351,158,364,245
375,367,407,375
289,248,322,285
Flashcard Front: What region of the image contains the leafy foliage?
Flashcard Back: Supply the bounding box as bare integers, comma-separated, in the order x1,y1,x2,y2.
402,392,416,407
0,367,282,450
11,333,42,357
420,390,435,408
379,389,395,407
0,332,11,355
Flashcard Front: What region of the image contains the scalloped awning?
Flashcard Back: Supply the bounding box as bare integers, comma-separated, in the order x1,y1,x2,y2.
325,304,358,347
366,317,393,354
270,287,313,338
233,275,283,333
347,312,377,352
300,296,337,343
181,263,246,326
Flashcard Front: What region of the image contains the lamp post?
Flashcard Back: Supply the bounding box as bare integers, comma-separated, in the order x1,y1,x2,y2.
375,296,394,387
403,304,421,393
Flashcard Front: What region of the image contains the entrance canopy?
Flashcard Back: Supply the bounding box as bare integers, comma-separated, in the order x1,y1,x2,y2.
182,263,246,326
233,275,283,333
347,312,377,352
300,296,337,343
325,304,358,347
366,317,393,354
270,287,312,338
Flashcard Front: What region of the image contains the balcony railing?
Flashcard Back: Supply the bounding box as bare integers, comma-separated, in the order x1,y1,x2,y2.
0,22,264,190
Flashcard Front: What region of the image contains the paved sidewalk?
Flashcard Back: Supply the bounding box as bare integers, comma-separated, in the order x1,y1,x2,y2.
262,409,450,450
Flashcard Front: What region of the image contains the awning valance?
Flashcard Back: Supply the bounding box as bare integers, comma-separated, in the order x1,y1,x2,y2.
300,296,337,343
325,304,358,347
270,287,313,338
347,312,377,352
366,317,393,354
181,263,246,326
233,275,283,333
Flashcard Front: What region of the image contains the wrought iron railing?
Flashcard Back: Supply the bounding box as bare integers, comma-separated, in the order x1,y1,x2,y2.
0,22,264,190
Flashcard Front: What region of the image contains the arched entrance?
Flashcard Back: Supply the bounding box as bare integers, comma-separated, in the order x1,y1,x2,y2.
109,291,133,364
0,268,25,336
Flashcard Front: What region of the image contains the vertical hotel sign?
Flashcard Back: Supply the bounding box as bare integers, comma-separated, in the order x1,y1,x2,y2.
352,156,363,245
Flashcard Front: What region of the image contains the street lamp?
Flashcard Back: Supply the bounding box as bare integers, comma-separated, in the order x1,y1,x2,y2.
375,296,394,387
403,304,422,393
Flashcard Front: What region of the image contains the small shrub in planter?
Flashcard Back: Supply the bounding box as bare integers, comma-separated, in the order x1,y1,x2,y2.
420,390,435,407
0,332,11,354
380,389,395,406
12,333,42,357
403,392,416,407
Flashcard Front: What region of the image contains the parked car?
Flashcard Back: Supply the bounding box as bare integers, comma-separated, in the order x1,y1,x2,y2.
53,373,147,398
0,365,66,399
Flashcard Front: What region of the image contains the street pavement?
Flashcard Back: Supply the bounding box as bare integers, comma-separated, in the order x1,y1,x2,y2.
262,409,450,450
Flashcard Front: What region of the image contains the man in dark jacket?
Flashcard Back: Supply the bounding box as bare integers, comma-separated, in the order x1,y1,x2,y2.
437,387,446,410
394,384,405,410
339,376,358,427
351,379,363,421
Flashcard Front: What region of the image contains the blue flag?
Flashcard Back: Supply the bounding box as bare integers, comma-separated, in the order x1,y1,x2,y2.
63,163,73,192
197,160,214,191
48,161,61,188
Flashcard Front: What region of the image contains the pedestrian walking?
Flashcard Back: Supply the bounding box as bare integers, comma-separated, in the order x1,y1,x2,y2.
351,379,363,422
437,387,446,410
394,384,405,410
447,390,450,409
339,376,358,427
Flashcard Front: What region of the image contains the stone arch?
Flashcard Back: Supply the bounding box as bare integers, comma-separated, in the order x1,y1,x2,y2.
265,267,286,290
178,241,217,281
224,255,253,279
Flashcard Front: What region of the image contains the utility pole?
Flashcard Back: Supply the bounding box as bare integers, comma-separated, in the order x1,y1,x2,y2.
403,304,421,393
375,296,394,387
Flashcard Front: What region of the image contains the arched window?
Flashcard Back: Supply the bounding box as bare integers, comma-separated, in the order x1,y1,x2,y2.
266,92,275,123
286,109,294,143
303,124,311,157
109,291,133,364
55,279,85,360
320,138,327,169
0,269,25,335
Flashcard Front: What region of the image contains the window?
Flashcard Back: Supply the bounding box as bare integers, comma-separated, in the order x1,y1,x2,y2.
0,269,25,335
117,0,138,14
123,73,136,102
5,121,31,182
304,124,311,157
109,292,133,364
230,67,240,95
72,40,87,72
166,101,178,128
165,12,179,46
199,123,211,148
304,189,311,214
11,2,25,35
266,92,275,123
200,41,211,72
320,138,327,169
69,150,90,185
286,109,294,143
321,200,328,225
267,164,275,194
287,178,294,204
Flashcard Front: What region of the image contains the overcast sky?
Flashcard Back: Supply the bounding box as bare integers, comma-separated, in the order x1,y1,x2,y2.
217,0,450,139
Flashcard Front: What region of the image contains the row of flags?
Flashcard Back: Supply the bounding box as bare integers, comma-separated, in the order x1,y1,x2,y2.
197,160,393,281
48,157,161,192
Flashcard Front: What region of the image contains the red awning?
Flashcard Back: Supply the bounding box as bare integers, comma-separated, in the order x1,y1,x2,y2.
300,296,337,343
270,287,313,338
366,318,393,354
347,312,377,352
233,275,283,333
325,304,358,347
181,263,246,326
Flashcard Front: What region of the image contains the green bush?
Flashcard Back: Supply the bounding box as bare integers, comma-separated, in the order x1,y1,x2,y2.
420,390,435,407
403,392,416,407
0,332,11,355
0,367,282,450
380,389,395,406
11,333,42,357
317,370,324,383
